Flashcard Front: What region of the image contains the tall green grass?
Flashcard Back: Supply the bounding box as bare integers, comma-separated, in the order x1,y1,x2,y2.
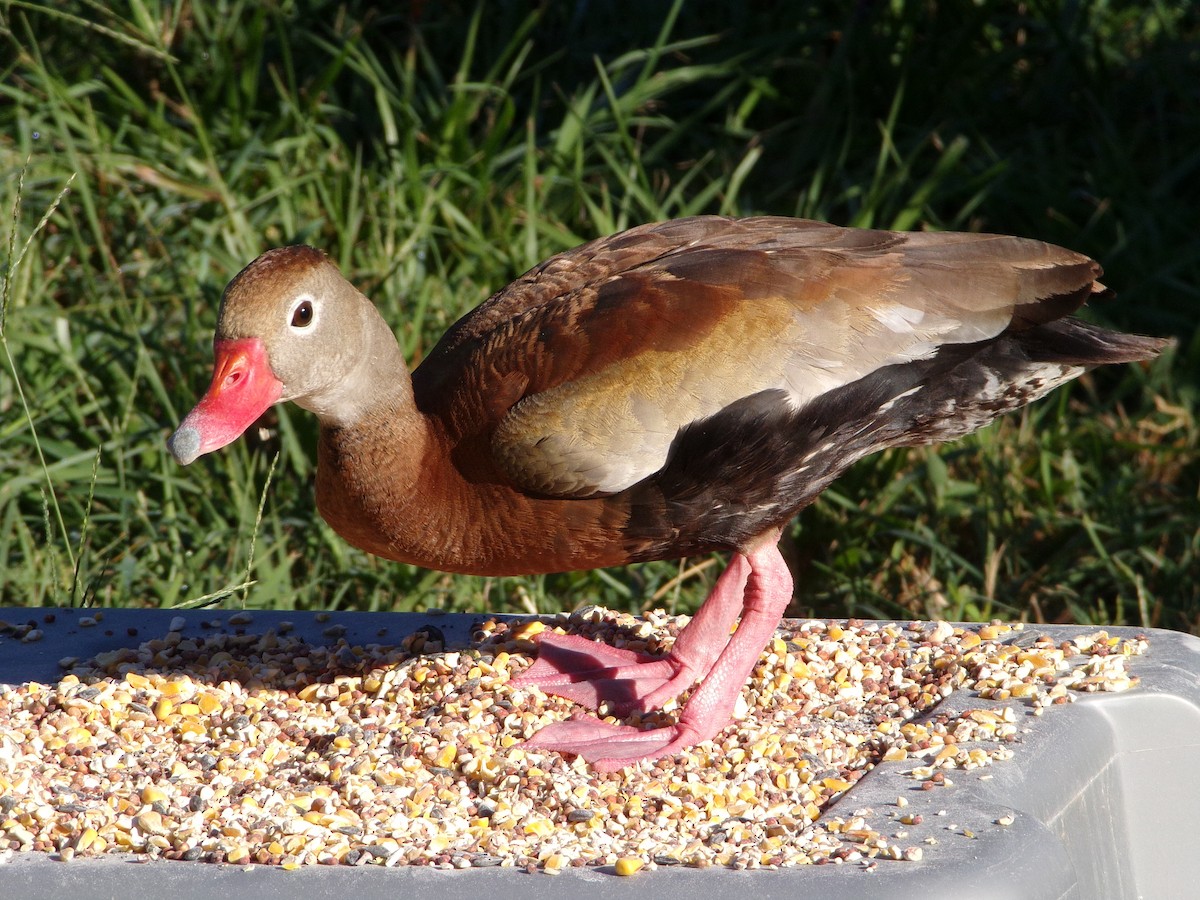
2,1,1197,630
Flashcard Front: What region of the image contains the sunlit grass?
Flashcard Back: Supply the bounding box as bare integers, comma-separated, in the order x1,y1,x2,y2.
1,1,1196,631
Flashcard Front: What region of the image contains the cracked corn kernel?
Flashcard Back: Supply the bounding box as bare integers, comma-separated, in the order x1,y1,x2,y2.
523,818,554,837
74,827,99,853
226,846,250,864
510,621,546,640
296,683,322,702
614,857,644,876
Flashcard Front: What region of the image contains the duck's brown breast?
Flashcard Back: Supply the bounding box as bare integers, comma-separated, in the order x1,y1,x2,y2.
315,419,647,576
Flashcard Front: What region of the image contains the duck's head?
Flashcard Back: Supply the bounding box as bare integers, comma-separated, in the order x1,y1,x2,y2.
167,246,396,465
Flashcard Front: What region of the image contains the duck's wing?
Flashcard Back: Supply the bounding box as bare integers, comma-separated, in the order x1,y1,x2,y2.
415,216,1103,499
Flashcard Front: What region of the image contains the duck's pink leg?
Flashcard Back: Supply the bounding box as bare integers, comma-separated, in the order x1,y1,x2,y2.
510,555,751,713
521,540,793,772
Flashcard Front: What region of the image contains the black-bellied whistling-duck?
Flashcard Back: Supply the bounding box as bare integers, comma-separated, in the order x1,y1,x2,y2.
168,216,1165,772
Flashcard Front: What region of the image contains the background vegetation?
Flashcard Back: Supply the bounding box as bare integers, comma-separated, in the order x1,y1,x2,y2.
2,0,1197,630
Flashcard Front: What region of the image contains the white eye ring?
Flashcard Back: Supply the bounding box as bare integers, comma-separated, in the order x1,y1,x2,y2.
288,294,317,331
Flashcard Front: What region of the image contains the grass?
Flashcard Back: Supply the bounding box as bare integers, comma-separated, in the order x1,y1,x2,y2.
1,0,1197,631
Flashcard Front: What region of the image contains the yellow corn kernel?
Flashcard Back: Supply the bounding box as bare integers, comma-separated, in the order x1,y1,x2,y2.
510,621,546,640
614,857,644,876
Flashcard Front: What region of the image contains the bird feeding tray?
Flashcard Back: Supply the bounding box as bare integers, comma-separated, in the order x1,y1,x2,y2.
1,606,1198,900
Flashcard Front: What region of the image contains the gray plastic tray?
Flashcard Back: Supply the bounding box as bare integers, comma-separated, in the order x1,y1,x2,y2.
2,607,1198,899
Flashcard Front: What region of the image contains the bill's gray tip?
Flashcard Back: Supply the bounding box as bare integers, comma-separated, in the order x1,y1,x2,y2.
167,426,201,465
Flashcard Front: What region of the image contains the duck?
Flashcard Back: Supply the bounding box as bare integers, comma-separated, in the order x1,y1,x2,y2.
168,215,1166,772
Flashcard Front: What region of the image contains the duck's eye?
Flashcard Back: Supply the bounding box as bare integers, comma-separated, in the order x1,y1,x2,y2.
291,300,314,328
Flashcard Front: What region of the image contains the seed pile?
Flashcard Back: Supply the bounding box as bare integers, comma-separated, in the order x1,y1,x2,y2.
0,610,1145,872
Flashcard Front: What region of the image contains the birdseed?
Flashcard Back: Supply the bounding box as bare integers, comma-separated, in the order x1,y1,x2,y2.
0,613,1145,872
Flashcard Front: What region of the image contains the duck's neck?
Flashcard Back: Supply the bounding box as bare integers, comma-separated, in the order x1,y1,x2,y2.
293,308,415,429
305,308,440,560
